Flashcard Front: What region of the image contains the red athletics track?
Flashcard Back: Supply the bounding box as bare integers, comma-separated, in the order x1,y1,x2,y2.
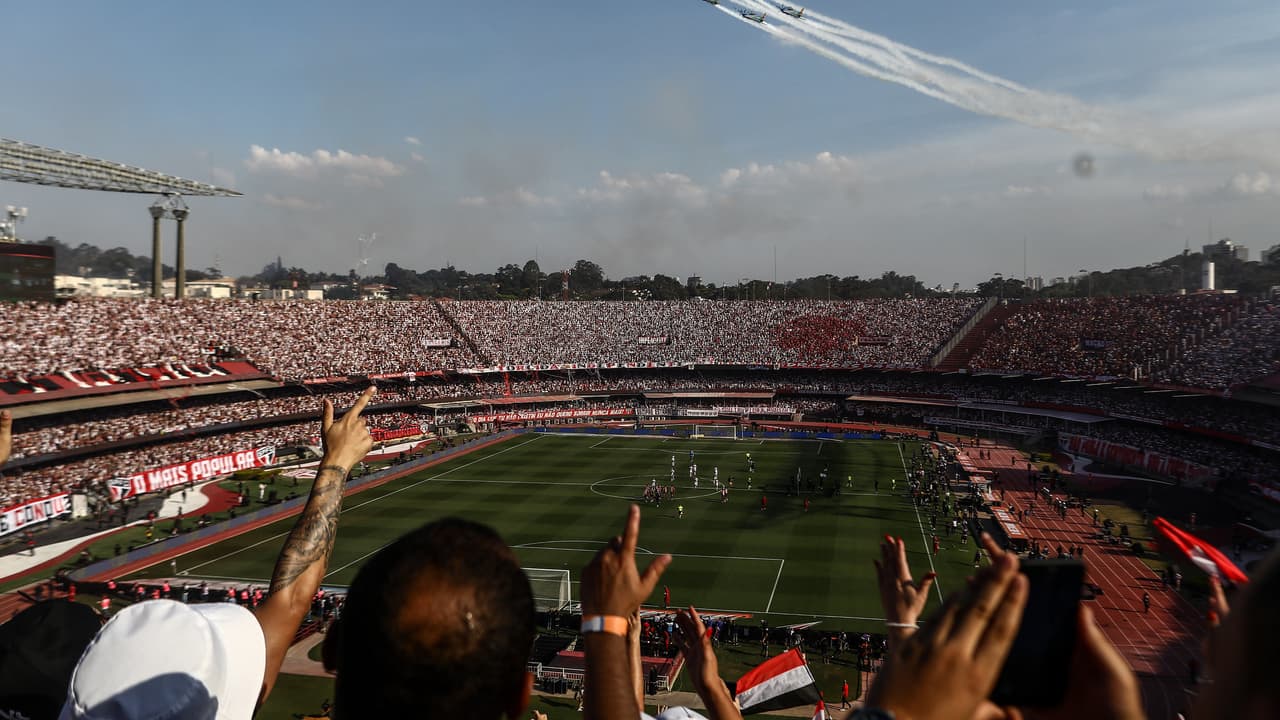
974,444,1203,720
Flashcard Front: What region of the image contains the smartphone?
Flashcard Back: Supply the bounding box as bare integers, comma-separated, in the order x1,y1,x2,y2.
989,558,1083,707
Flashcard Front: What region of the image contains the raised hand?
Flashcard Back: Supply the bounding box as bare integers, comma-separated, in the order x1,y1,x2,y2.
0,410,11,466
875,534,937,644
321,387,375,469
867,545,1028,720
581,505,672,617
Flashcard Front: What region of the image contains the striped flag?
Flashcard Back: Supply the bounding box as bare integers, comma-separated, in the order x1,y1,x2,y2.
1153,517,1248,584
734,648,821,714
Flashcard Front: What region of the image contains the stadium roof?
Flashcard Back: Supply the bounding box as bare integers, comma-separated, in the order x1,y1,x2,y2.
0,138,240,196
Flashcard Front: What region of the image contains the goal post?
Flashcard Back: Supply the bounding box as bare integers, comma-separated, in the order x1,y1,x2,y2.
692,424,739,440
524,567,573,612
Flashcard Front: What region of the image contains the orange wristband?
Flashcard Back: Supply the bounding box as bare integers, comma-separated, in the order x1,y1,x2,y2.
581,614,628,636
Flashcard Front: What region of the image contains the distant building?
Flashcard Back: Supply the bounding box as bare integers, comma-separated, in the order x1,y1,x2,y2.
1202,238,1249,262
1024,276,1044,291
1263,244,1280,265
359,283,395,300
1049,277,1066,287
56,274,144,298
686,275,701,295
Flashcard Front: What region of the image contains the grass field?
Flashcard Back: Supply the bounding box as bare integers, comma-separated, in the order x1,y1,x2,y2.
129,432,979,628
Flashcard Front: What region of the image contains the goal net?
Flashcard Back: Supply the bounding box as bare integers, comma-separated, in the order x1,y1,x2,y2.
524,567,573,612
691,424,739,440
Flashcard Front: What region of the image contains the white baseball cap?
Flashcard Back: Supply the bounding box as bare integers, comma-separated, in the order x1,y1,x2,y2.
59,600,266,720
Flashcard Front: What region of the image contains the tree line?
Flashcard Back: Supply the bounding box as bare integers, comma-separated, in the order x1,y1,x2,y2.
37,236,1280,300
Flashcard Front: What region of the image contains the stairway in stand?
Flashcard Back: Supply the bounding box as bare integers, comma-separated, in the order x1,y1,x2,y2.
935,303,1015,372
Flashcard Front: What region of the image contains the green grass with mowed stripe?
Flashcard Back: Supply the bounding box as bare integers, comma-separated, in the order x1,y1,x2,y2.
129,433,978,629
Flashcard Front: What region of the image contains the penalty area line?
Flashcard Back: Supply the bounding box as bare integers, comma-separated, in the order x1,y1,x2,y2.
765,559,786,613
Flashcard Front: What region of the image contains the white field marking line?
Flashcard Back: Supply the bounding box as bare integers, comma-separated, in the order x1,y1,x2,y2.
181,435,544,573
325,540,395,578
179,574,272,584
589,436,612,448
686,604,889,622
765,559,786,613
817,440,824,456
898,444,944,604
515,540,655,555
512,546,784,562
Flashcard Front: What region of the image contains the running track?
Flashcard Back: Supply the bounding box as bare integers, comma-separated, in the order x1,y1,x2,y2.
975,444,1203,720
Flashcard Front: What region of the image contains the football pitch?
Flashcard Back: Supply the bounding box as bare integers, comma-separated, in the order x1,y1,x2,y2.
129,433,977,631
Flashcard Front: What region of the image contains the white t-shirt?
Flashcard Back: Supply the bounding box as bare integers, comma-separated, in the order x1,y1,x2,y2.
643,709,709,720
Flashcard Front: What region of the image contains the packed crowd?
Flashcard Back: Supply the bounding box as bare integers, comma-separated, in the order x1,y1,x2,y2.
447,298,980,368
969,294,1248,379
0,298,476,380
7,295,1278,393
8,387,428,460
1156,301,1280,389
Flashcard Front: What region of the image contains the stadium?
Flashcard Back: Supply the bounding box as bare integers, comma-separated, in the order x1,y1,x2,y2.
3,3,1280,720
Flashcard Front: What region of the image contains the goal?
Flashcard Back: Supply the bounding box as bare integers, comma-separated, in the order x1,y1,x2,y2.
524,567,573,612
690,424,740,440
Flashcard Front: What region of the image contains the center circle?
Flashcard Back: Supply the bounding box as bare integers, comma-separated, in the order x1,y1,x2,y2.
590,474,723,502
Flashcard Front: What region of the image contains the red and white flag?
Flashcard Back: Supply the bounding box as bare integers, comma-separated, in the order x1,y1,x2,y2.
1153,517,1248,584
812,699,829,720
734,648,821,714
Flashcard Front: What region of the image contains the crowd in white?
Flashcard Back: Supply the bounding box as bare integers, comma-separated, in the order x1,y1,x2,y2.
0,298,475,380
448,298,979,367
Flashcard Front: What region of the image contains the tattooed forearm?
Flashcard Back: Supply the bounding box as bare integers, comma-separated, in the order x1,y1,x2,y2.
269,464,348,595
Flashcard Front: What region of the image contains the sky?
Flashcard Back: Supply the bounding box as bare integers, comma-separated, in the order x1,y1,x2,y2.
2,0,1279,287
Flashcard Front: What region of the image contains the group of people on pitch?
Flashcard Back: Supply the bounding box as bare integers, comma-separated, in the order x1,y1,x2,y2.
0,395,1274,720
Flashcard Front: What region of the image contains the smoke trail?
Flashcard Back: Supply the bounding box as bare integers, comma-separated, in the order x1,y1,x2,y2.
709,0,1280,165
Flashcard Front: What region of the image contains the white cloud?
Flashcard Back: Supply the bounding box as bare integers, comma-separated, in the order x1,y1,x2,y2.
404,136,421,146
210,167,237,189
1003,184,1052,198
244,145,404,182
410,152,426,164
457,186,557,209
262,193,325,211
1225,171,1275,196
1143,183,1190,201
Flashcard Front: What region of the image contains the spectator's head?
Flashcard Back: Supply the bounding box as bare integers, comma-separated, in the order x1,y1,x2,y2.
1196,549,1280,720
58,600,265,720
324,517,535,719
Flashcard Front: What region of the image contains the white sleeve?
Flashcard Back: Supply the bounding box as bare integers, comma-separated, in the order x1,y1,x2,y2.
642,709,710,720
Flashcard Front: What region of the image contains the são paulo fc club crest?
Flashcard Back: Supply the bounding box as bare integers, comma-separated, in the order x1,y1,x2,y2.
256,446,277,466
108,477,134,501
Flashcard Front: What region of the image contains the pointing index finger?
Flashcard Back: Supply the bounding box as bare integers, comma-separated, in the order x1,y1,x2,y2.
346,386,377,418
621,504,641,557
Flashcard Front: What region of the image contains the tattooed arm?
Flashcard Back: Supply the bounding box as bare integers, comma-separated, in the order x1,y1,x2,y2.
254,387,375,706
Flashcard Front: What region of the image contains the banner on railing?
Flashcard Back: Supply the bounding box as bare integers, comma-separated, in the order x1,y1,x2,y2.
0,493,72,536
637,336,670,345
108,446,278,501
421,338,454,348
1058,434,1215,481
469,408,635,424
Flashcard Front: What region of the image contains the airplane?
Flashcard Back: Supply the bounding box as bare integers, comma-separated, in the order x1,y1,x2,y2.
780,5,804,18
740,10,766,22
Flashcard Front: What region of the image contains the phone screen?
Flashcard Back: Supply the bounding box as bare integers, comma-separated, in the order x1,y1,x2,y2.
989,559,1083,707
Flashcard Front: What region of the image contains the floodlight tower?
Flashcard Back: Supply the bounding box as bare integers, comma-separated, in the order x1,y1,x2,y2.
171,197,190,299
4,206,27,241
149,200,170,298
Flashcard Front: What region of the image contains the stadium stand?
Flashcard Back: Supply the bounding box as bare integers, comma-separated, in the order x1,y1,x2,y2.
1156,300,1280,389
968,294,1247,379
